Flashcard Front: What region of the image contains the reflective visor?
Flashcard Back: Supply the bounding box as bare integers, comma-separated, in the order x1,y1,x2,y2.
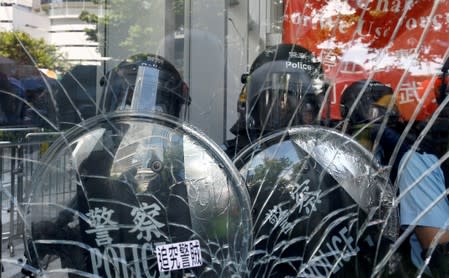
246,63,319,132
101,63,188,119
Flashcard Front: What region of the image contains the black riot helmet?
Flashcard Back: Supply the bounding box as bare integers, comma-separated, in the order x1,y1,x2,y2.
438,55,449,105
100,54,190,119
340,79,397,125
244,44,325,134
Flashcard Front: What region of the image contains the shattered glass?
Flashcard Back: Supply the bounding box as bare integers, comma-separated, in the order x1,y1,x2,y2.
1,0,449,277
21,112,252,277
234,127,398,277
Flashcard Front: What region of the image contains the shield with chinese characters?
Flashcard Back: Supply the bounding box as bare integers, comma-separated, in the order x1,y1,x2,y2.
233,126,398,277
22,112,252,277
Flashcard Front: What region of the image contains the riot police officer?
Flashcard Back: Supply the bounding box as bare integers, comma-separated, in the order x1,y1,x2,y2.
23,54,193,277
225,43,325,158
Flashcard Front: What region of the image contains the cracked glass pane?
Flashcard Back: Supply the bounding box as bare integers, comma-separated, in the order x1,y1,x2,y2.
1,0,449,277
22,113,252,276
234,127,398,277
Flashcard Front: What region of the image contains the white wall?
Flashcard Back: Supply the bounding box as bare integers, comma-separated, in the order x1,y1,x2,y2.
226,0,249,140
247,0,267,63
51,32,97,46
183,0,272,144
0,6,14,32
0,5,50,39
16,0,33,8
13,5,50,40
0,23,13,31
48,15,101,64
57,46,100,62
224,0,274,141
50,23,94,32
185,0,227,144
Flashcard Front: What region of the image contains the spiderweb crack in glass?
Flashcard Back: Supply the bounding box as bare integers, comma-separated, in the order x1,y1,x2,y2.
2,1,449,276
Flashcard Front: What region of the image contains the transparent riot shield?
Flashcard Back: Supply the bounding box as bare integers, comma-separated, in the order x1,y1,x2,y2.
234,126,399,277
21,112,252,277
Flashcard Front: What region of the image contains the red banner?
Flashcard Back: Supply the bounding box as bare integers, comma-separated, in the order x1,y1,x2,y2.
283,0,449,121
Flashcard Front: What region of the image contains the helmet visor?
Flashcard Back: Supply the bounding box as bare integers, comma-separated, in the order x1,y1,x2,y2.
247,71,318,132
101,63,188,119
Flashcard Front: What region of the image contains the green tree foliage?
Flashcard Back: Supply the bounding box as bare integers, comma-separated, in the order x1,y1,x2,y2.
79,0,185,58
0,31,66,70
251,157,292,194
79,10,102,43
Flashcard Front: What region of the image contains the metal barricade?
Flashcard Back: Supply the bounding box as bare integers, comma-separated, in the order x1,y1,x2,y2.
1,127,41,258
0,128,64,259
